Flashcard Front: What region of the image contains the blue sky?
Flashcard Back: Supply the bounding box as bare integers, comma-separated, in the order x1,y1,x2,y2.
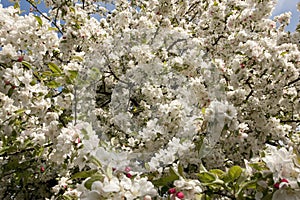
0,0,299,32
271,0,300,31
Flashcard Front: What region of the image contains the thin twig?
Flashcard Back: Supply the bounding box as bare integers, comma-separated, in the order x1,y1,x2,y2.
26,0,63,35
166,38,187,51
287,77,300,86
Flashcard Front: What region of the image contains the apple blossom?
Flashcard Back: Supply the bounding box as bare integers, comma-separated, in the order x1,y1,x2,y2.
0,0,299,199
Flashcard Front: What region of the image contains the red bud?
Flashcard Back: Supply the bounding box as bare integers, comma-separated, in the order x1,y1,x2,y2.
40,166,45,172
281,179,289,183
126,173,132,178
168,188,176,194
17,56,24,62
176,192,184,199
125,166,131,172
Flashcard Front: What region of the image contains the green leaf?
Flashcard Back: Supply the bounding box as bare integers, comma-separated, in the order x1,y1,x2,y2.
106,166,113,179
209,169,225,178
236,179,257,198
249,162,268,171
14,109,25,115
68,70,78,80
62,195,73,200
34,16,43,27
178,163,185,178
152,167,179,187
0,146,10,156
71,56,84,62
8,87,14,97
90,156,102,168
280,51,288,56
72,22,81,30
14,2,20,9
241,180,257,190
48,62,62,74
22,61,32,69
42,71,53,77
84,174,103,190
70,7,76,13
71,169,98,179
195,194,205,200
228,166,243,181
47,80,61,88
48,27,58,31
33,71,41,80
201,107,206,115
197,172,216,183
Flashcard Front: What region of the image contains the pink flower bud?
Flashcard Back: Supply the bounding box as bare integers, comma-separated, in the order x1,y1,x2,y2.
40,166,45,173
17,56,24,62
281,179,289,183
176,192,184,199
125,166,131,172
126,173,132,178
274,182,280,189
168,188,176,194
75,137,81,144
144,195,152,200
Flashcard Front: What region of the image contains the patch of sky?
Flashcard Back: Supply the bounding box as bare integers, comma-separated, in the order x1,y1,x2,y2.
271,0,300,32
0,0,114,21
1,0,299,31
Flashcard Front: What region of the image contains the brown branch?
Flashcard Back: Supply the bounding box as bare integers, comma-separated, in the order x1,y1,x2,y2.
167,38,187,51
287,77,300,86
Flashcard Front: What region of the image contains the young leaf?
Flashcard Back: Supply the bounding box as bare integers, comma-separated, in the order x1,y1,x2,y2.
14,2,20,9
14,109,25,115
152,167,179,187
178,163,185,178
8,87,14,97
71,169,97,179
34,16,43,27
48,62,62,74
228,166,242,181
0,146,10,156
47,80,61,88
71,56,84,62
22,61,32,70
106,166,113,179
84,174,104,190
63,195,73,200
90,156,102,168
68,70,78,80
209,169,225,178
48,27,59,31
197,172,216,183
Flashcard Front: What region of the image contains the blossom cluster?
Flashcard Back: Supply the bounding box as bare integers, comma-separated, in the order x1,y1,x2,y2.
0,0,299,199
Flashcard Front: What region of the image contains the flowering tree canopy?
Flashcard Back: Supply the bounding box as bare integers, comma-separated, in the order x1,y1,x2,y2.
0,0,300,199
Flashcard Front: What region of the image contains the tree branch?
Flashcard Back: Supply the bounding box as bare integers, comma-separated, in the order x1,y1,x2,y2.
26,0,63,35
167,38,187,52
287,77,300,86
